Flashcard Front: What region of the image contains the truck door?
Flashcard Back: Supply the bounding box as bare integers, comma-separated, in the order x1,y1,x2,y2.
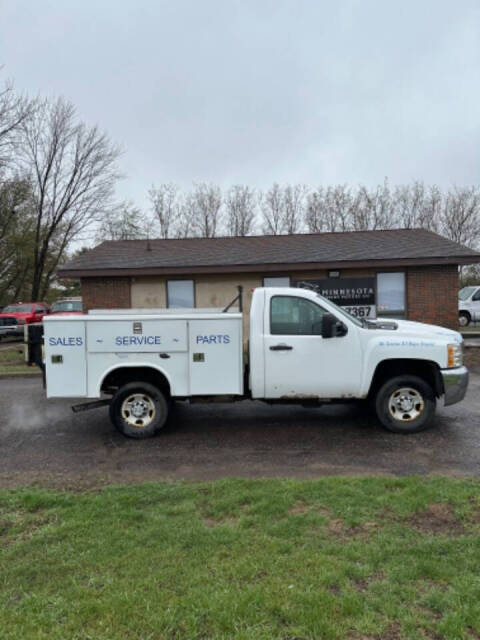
263,293,362,399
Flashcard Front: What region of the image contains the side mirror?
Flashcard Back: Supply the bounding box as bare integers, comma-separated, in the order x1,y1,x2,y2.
321,312,347,339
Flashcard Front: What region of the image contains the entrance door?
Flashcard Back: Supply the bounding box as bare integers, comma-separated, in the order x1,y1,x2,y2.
263,293,362,399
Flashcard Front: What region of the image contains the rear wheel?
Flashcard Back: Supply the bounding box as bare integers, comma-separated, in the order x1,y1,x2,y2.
109,381,168,438
375,375,436,434
459,312,471,327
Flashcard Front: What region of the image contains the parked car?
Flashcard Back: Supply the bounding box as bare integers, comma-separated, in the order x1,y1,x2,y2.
0,302,51,339
50,297,83,315
458,286,480,327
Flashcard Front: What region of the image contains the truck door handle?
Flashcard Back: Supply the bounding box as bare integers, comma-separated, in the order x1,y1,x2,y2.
270,344,293,351
159,353,171,359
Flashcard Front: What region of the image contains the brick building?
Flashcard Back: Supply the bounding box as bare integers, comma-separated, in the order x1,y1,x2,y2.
59,229,480,329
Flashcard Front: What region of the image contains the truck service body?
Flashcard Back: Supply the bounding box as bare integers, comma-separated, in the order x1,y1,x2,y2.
32,286,468,438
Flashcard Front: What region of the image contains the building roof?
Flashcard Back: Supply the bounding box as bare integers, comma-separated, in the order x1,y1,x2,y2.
59,229,480,277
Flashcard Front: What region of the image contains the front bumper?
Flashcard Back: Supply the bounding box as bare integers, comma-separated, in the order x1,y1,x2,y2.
441,366,469,406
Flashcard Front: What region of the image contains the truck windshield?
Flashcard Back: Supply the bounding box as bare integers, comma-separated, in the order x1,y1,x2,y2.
52,301,83,312
2,304,33,313
459,286,476,301
315,293,363,327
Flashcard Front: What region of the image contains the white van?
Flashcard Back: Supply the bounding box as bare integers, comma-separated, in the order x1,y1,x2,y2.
458,286,480,326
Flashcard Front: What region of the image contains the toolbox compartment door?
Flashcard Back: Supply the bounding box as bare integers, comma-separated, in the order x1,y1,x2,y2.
188,319,242,395
44,320,87,397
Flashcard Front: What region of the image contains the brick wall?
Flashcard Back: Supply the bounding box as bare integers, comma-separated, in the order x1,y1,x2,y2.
407,265,458,329
81,277,131,312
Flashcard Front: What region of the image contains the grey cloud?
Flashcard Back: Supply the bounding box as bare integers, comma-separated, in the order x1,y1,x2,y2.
1,0,479,210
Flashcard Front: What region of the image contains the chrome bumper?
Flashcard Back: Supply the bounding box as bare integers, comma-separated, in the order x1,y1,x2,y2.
441,366,469,406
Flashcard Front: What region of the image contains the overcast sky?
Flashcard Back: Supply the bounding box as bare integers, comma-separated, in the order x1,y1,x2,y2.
1,0,479,210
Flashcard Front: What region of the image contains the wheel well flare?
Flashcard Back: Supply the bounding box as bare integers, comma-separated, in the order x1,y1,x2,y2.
101,366,171,397
369,359,443,398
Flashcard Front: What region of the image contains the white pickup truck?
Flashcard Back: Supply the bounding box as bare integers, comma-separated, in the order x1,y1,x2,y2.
28,286,468,438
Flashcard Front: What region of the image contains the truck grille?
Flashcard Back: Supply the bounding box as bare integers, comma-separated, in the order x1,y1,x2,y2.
0,317,17,327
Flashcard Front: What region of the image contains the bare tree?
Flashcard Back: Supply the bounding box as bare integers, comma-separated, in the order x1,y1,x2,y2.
393,182,426,229
18,96,121,300
95,201,146,242
423,185,442,232
183,183,222,237
225,185,257,236
305,188,325,232
440,186,480,247
351,180,395,230
149,182,179,238
324,185,352,232
0,78,33,169
283,184,307,234
261,183,284,235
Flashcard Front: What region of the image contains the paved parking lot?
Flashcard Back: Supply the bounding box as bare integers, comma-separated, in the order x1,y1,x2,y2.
1,374,479,488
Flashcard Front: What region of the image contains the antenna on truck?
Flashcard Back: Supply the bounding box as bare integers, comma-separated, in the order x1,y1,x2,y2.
223,285,243,313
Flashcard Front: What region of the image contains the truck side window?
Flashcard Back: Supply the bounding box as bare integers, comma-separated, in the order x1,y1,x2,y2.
473,290,480,301
270,296,325,335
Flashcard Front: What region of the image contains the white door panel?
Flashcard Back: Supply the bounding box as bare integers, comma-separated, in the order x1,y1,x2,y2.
44,320,87,397
188,318,243,395
263,293,362,399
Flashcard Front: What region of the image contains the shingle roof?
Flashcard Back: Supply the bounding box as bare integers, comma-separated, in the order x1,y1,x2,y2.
59,229,480,277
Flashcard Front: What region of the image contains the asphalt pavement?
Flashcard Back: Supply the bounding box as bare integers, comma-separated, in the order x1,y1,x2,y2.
1,374,479,488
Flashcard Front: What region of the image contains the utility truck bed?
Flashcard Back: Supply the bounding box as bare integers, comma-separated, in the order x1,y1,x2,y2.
44,311,243,399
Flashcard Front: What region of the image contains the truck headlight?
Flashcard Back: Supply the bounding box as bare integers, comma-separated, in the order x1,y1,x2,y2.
447,343,463,368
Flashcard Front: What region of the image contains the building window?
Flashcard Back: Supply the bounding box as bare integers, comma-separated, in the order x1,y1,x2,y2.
377,272,405,317
167,280,195,308
270,295,325,335
263,276,291,287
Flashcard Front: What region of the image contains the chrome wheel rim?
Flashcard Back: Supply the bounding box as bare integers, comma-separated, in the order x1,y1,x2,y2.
388,387,424,422
121,393,156,428
459,315,468,327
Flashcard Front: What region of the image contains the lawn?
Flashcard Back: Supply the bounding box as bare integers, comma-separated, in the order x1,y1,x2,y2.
1,477,480,640
0,344,39,376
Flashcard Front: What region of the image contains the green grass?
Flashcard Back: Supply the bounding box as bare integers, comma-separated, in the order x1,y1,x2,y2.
0,345,39,375
1,477,480,639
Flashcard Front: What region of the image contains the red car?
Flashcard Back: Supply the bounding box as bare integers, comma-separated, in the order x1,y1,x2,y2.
0,302,51,339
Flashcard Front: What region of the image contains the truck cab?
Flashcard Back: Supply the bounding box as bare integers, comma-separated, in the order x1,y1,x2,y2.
34,286,468,439
459,285,480,326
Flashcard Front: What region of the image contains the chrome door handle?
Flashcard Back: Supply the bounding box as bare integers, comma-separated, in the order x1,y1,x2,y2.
270,344,293,351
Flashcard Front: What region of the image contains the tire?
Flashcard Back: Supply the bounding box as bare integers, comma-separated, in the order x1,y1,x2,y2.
375,375,436,434
109,381,169,438
459,312,471,328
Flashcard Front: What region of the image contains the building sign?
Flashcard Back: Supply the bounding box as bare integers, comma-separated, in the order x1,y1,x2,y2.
297,277,376,318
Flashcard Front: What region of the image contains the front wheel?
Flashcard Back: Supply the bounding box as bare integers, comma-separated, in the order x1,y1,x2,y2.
109,381,169,438
459,312,471,328
375,375,436,434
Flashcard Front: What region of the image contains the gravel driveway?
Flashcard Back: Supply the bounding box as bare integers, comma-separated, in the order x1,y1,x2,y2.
1,373,479,488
